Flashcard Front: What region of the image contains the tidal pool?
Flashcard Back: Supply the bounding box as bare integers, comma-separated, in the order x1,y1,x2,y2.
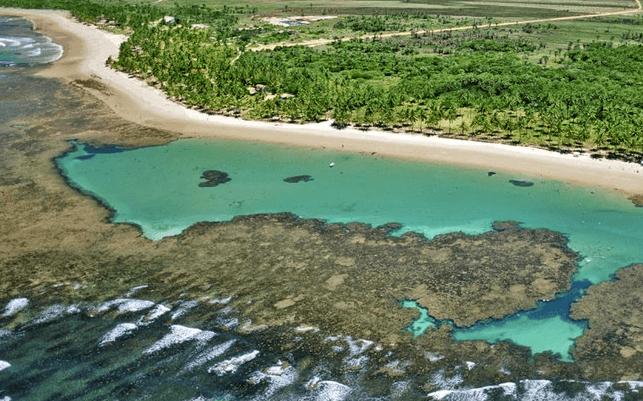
403,277,591,361
55,138,643,360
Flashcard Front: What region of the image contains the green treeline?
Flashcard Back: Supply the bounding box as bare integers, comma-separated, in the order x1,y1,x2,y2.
333,14,478,33
3,0,643,155
0,0,248,28
113,23,643,154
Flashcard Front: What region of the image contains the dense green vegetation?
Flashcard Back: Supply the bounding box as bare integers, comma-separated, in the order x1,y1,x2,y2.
109,15,643,157
2,0,643,157
245,13,484,46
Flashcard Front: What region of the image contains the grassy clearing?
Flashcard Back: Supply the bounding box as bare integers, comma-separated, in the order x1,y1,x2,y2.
241,14,491,46
143,0,639,16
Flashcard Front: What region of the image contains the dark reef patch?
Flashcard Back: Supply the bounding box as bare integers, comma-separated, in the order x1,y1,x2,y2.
82,143,123,155
283,175,314,183
509,179,534,187
571,264,643,375
198,170,231,187
629,194,643,208
174,215,579,331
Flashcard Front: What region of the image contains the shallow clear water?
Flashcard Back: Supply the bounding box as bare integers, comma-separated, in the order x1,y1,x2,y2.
55,138,643,360
403,279,591,360
0,16,63,67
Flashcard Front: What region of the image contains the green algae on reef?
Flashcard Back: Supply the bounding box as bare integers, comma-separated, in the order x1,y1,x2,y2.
571,264,643,379
0,214,579,342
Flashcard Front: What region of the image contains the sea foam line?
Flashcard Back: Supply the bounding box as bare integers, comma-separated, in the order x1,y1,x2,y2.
208,350,260,376
183,339,236,371
99,323,138,346
143,325,216,355
2,298,28,316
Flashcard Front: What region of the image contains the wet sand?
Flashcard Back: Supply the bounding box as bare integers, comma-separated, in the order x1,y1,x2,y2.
2,7,643,199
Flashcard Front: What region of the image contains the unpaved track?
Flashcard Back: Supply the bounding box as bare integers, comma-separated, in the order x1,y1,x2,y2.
250,0,643,51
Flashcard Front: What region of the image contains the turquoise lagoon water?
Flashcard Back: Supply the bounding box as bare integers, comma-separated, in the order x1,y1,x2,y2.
56,137,643,360
402,279,590,360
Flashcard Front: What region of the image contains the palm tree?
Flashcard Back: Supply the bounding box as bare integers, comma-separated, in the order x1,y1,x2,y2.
458,120,469,136
417,107,428,133
445,105,458,134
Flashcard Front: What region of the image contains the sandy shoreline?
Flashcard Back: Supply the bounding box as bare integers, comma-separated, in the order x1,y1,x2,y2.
3,7,643,198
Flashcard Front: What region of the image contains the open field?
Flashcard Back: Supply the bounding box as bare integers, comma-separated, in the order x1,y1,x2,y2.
153,0,639,17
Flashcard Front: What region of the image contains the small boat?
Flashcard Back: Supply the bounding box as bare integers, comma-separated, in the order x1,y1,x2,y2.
329,162,335,168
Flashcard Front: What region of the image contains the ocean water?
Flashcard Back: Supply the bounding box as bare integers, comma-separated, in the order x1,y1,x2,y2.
0,295,405,400
55,137,643,360
0,16,63,67
2,295,643,401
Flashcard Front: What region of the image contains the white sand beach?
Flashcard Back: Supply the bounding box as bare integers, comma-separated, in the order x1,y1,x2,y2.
3,7,643,197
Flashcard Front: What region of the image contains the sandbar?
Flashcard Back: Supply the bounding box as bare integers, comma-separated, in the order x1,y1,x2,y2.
3,7,643,197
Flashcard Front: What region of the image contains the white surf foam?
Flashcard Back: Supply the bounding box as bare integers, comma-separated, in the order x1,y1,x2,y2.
209,296,232,305
0,37,22,47
26,47,40,57
344,355,368,369
125,285,148,297
425,351,445,362
622,381,643,391
522,379,552,399
218,317,239,329
138,304,170,325
143,325,215,354
99,323,137,346
425,379,642,400
391,381,409,398
587,382,614,399
345,337,373,355
308,379,353,401
2,298,28,316
31,305,65,324
428,382,516,400
208,350,259,376
171,300,198,320
248,361,298,399
383,360,408,375
0,330,11,343
184,339,236,371
430,370,464,390
97,299,155,315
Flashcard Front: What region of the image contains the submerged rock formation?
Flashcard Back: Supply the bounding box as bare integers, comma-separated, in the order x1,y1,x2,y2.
199,170,231,187
571,264,643,378
509,179,534,187
283,175,313,183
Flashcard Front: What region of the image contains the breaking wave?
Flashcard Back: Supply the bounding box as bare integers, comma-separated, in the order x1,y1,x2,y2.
1,293,643,400
0,16,63,67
